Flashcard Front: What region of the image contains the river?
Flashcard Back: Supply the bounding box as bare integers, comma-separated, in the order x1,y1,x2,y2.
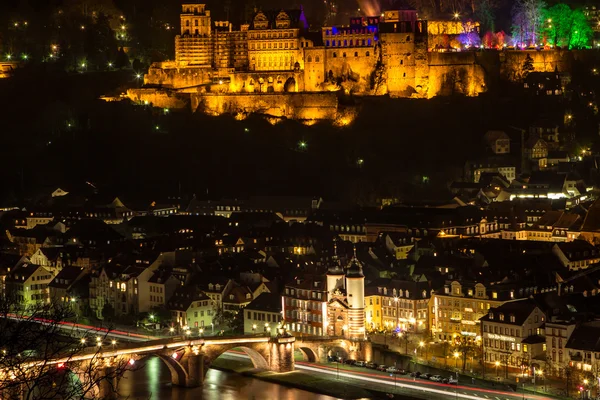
117,357,340,400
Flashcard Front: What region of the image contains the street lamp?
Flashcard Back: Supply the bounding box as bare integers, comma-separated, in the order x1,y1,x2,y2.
419,341,425,358
394,297,399,330
169,327,175,335
80,338,86,345
199,328,204,337
454,351,460,369
495,360,500,377
252,324,257,333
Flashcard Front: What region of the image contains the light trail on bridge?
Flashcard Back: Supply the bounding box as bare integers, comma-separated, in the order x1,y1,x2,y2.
4,314,158,342
225,351,553,400
22,336,275,368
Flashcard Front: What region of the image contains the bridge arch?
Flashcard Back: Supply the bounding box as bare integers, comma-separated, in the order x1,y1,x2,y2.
327,345,349,361
296,347,318,362
201,343,271,379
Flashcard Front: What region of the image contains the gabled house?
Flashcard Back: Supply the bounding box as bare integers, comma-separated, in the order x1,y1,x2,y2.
143,268,180,313
167,285,214,331
5,263,54,309
524,136,549,166
380,232,415,260
552,241,600,271
6,226,61,256
222,282,253,312
484,131,511,155
49,265,87,304
480,299,547,375
29,248,64,275
243,292,283,336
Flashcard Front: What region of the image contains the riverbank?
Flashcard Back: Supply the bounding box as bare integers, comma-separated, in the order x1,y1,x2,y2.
211,355,426,400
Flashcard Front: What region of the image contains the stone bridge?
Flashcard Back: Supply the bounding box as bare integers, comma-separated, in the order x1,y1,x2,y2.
7,335,295,400
294,336,373,363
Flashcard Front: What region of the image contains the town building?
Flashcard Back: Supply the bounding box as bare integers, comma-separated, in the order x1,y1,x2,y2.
545,319,577,376
243,292,283,336
365,278,430,333
5,263,54,308
484,131,511,155
480,299,546,376
552,241,600,271
430,280,520,342
167,285,214,331
282,250,366,339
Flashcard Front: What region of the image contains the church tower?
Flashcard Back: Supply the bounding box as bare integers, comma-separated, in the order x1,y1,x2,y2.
326,242,345,302
345,248,365,339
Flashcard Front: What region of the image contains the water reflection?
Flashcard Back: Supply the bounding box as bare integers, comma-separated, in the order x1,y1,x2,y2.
117,357,339,400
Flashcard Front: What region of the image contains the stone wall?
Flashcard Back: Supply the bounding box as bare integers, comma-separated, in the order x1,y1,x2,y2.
145,64,213,88
191,92,339,120
228,71,304,93
382,33,418,96
500,50,568,81
127,88,189,109
427,52,486,98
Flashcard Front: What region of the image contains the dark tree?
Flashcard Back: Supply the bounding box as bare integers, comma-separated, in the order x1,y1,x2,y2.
101,302,115,321
0,300,129,399
521,54,535,79
115,47,130,69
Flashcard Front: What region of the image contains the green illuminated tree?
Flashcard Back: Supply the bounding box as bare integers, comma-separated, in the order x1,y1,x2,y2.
543,4,572,47
542,5,592,49
569,9,593,49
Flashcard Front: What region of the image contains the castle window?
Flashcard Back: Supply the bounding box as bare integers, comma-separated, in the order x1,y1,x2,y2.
338,40,341,46
186,20,190,27
333,52,337,58
350,40,353,46
307,56,312,63
343,52,346,57
403,72,406,77
362,39,366,46
315,56,320,62
406,36,411,42
366,51,370,56
354,52,358,57
368,39,371,46
400,59,403,65
326,40,329,46
195,20,198,26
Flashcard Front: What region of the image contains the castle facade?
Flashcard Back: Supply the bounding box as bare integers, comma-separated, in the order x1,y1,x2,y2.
145,3,437,98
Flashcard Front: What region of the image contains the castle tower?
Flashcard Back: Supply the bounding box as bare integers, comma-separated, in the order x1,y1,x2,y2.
345,248,365,340
326,243,345,302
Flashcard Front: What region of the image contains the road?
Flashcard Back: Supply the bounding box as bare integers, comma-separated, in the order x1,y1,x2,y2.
225,351,554,400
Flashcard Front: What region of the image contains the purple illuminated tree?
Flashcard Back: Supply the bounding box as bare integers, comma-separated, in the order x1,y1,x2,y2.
458,32,481,47
511,0,546,47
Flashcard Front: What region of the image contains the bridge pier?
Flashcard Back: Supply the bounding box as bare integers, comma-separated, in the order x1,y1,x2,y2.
97,366,118,400
184,353,205,387
0,384,24,400
268,336,295,372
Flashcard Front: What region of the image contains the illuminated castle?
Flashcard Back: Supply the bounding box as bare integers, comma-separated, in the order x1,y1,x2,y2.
144,3,433,96
131,4,514,119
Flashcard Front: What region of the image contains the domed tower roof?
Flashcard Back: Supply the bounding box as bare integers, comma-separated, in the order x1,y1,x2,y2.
327,242,344,276
346,247,364,278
